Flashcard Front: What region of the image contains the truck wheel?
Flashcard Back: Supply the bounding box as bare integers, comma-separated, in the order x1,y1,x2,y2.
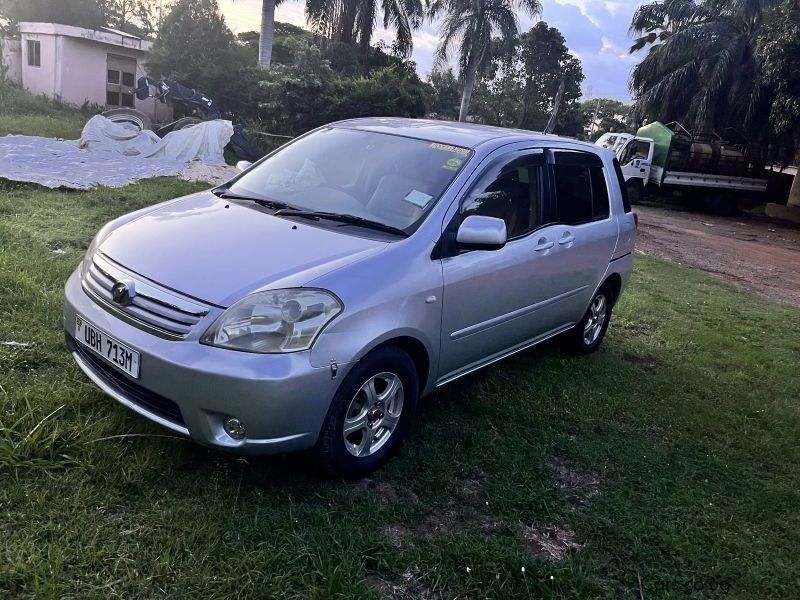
626,181,643,205
705,193,738,216
101,108,153,132
315,346,418,479
172,117,203,131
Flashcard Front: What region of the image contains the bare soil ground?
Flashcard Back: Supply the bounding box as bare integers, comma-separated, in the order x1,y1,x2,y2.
635,204,800,307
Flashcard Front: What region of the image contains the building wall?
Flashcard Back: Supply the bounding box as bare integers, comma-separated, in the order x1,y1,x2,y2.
1,38,22,83
20,32,58,98
17,32,172,124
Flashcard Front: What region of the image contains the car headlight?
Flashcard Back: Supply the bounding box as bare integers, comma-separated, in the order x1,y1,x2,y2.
201,289,343,353
80,223,114,278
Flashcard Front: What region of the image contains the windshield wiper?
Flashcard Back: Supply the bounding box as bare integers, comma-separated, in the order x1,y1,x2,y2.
212,188,290,211
273,209,409,237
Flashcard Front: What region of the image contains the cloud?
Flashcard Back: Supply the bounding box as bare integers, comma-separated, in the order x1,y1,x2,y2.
219,0,648,100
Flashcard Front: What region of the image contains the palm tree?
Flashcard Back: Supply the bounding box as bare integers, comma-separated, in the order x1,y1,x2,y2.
628,0,774,134
234,0,283,68
306,0,424,57
430,0,541,122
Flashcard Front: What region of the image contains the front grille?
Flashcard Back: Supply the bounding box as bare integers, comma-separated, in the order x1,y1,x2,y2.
83,253,210,338
68,334,186,427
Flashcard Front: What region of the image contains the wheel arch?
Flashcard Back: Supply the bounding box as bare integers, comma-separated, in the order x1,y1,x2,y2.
603,272,623,305
353,335,432,395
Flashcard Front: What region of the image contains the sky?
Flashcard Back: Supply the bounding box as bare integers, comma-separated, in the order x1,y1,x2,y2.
218,0,647,101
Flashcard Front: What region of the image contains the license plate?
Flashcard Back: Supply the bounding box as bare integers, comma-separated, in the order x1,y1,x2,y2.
75,315,140,378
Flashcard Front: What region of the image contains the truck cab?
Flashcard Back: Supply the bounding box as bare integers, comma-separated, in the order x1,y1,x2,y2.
596,133,655,202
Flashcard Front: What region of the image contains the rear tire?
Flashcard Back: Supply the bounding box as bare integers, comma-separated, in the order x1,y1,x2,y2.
101,108,153,132
315,346,418,479
564,284,614,355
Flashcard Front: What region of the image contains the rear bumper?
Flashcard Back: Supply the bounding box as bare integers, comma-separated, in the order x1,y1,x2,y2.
64,268,346,454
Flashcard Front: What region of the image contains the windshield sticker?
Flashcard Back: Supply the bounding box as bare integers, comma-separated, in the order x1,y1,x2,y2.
404,189,434,208
442,157,464,171
429,142,470,156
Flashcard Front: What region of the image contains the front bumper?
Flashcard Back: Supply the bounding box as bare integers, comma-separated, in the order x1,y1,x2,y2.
64,268,345,454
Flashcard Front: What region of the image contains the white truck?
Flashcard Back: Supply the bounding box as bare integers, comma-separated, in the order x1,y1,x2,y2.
596,122,768,213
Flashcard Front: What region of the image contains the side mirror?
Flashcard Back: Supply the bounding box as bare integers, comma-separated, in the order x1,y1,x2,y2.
456,215,507,250
236,160,253,172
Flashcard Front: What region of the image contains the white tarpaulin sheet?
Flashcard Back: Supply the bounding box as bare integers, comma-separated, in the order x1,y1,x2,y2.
0,116,235,189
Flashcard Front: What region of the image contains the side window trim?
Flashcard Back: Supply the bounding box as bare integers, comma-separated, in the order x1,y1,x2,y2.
435,148,548,259
458,150,545,240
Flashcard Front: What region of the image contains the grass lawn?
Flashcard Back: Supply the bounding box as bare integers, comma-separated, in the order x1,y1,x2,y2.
1,160,800,597
0,87,88,139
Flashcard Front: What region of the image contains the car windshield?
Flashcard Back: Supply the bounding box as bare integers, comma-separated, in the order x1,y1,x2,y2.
229,127,470,234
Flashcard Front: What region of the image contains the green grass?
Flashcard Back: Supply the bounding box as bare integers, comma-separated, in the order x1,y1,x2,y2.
1,179,800,598
0,85,90,139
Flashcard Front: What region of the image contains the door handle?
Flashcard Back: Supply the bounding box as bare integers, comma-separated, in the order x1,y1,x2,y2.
534,238,554,251
558,234,576,245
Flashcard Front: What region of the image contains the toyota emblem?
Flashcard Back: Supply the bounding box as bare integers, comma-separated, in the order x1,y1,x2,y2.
111,280,136,306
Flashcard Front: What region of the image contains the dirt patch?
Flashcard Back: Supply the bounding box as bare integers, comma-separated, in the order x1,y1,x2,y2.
520,523,582,561
635,205,800,307
365,568,437,599
548,457,601,509
622,351,661,369
381,524,408,549
353,478,420,507
413,472,492,540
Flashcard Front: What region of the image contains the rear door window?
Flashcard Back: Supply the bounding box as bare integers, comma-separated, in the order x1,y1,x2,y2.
551,151,612,224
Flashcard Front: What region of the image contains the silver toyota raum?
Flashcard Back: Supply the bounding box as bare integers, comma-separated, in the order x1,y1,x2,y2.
65,118,636,477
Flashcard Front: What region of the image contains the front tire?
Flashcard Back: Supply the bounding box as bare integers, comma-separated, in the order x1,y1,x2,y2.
565,284,614,354
626,180,643,205
315,346,418,478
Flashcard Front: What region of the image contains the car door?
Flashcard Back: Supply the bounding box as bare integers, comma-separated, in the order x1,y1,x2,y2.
437,149,578,383
542,149,620,324
619,139,652,183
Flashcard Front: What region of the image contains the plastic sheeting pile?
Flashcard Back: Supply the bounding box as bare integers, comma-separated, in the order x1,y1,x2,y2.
0,115,235,189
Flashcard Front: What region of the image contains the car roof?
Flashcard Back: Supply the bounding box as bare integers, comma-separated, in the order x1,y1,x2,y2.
333,117,599,152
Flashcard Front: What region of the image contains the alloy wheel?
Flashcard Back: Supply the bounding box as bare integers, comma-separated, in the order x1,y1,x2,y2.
343,372,404,457
583,293,608,345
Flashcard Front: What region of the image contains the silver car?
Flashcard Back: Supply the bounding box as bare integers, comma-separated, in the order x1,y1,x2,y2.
64,118,636,477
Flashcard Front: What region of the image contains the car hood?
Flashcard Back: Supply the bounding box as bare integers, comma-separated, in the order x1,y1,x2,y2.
99,192,388,306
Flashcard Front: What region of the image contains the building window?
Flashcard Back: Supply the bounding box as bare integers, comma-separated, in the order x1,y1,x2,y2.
107,69,120,84
121,72,135,87
27,40,41,67
121,93,134,107
106,91,120,106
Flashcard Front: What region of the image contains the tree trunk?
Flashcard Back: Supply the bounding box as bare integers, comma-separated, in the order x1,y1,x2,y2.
458,66,477,122
258,0,275,69
789,170,800,208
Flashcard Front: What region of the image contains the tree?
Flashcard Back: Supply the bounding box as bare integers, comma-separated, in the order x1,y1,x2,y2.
146,0,252,113
582,97,632,140
306,0,424,59
97,0,173,36
470,52,524,127
430,0,541,122
629,0,770,134
468,23,583,135
630,0,800,202
0,0,104,33
426,67,461,120
516,22,583,132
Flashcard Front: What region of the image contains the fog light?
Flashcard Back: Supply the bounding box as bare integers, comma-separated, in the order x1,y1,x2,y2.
223,416,246,440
